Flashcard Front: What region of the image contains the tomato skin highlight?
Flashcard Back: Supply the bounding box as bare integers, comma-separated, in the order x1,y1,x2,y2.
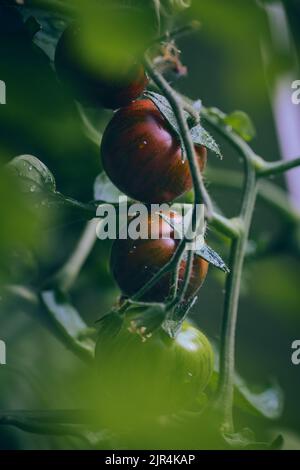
101,99,207,203
54,25,148,109
110,212,209,302
95,317,214,426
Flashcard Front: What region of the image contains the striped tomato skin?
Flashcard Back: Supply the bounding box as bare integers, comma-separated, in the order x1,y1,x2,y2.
101,99,207,203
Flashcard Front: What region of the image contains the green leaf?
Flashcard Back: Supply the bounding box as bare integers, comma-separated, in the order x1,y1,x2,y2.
40,289,95,361
145,91,222,158
208,371,284,420
6,155,94,216
19,7,68,61
195,244,229,273
7,155,56,194
234,374,284,420
94,171,127,203
224,110,256,142
190,124,222,158
205,107,255,142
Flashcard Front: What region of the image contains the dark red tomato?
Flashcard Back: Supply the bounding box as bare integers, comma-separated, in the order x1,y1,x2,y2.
54,24,148,109
110,212,209,302
101,99,207,203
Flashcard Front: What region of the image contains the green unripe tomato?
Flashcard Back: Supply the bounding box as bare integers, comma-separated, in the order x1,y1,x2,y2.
95,315,213,429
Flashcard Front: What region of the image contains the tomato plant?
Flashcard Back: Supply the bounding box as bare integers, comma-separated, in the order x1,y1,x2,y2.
101,99,207,203
1,0,300,453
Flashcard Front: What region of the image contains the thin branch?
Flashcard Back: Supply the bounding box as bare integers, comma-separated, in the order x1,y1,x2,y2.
258,157,300,178
53,218,98,292
0,411,112,447
206,167,300,224
0,409,98,425
169,250,194,308
149,21,201,47
216,165,258,433
55,192,97,217
210,212,241,239
199,106,260,168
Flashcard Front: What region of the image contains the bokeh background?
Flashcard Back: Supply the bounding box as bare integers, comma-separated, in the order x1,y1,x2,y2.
0,0,300,449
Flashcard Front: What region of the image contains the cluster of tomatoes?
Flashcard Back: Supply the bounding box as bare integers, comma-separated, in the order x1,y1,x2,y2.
55,23,213,425
55,23,209,304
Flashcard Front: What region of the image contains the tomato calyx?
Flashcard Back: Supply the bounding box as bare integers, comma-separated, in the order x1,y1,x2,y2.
157,211,229,273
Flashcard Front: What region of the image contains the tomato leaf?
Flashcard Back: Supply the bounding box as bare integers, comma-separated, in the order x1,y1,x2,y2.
94,171,128,203
208,370,284,420
233,374,284,420
204,107,255,142
18,5,68,61
144,91,222,158
7,155,56,194
190,124,222,158
7,155,96,217
224,111,256,142
195,243,229,273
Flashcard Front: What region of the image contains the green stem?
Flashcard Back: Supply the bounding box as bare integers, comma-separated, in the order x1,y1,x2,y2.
55,192,97,217
150,20,201,47
53,218,98,292
258,157,300,178
216,167,257,432
169,250,194,308
206,167,300,224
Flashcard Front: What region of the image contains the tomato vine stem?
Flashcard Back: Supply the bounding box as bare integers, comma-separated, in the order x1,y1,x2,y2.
257,156,300,178
52,218,98,292
216,167,257,432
